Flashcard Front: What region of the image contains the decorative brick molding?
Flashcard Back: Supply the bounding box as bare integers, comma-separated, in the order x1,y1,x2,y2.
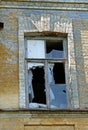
1,1,88,11
18,14,79,108
24,125,75,130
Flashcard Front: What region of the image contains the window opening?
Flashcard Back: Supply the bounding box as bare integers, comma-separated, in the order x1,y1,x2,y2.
31,66,46,104
46,40,64,58
48,63,67,109
53,63,66,84
26,38,68,109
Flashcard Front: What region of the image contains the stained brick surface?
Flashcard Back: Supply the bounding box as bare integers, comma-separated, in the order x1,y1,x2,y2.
0,0,88,108
0,0,88,129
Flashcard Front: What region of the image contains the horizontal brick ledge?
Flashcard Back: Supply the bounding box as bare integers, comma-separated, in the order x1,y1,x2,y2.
0,108,88,118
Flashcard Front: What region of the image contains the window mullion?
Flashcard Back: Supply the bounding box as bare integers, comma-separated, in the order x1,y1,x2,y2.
44,60,50,109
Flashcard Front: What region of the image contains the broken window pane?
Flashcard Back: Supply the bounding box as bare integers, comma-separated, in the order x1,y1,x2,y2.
48,63,65,84
26,38,68,109
46,49,64,59
28,69,34,102
48,64,55,84
27,40,45,58
50,85,68,109
28,62,44,69
28,66,46,108
53,63,66,84
46,40,64,58
47,62,67,109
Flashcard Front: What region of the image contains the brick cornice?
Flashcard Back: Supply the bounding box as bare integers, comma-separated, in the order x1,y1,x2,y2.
1,1,88,11
1,0,88,3
0,109,88,118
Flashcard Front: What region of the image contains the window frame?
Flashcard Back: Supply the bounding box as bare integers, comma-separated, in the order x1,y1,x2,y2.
25,37,69,109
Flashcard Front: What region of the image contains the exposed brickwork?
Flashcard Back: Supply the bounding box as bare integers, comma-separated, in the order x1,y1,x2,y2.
0,43,19,108
0,0,88,129
0,110,88,130
73,19,88,108
0,10,19,108
0,1,88,109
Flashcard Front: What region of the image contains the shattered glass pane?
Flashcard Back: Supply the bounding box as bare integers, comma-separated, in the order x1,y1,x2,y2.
50,85,68,109
28,62,44,69
46,49,64,58
48,64,55,84
48,63,66,84
27,39,68,109
46,40,64,59
28,69,34,102
29,66,46,106
29,103,47,109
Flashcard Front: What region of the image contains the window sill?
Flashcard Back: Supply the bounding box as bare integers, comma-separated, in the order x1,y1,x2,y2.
0,108,88,118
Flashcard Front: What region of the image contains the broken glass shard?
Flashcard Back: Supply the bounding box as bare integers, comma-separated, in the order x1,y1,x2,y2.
46,49,64,58
50,84,68,109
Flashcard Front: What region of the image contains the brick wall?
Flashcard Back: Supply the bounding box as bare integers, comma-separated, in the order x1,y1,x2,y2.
0,0,88,109
73,19,88,108
0,1,88,130
0,11,19,108
0,110,88,130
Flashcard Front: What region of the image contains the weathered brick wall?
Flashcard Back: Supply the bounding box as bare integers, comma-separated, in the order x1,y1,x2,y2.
0,0,88,109
0,1,88,130
0,110,88,130
73,19,88,108
0,10,19,108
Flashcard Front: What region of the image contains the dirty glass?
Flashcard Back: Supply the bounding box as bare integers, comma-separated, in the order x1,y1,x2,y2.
50,85,68,109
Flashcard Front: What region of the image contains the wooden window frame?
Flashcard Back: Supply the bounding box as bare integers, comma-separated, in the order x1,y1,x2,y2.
25,37,69,109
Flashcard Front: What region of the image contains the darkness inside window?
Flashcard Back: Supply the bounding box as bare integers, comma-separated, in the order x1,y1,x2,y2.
46,40,64,58
46,40,63,53
31,67,46,104
53,63,66,84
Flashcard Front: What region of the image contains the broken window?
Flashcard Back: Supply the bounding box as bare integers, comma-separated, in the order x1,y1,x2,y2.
46,40,64,58
26,38,68,109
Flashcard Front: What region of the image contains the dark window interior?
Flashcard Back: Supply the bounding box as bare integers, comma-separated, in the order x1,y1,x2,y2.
31,67,46,104
46,40,63,53
53,63,66,84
